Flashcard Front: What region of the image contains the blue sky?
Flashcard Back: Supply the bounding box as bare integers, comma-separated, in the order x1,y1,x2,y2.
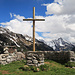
0,0,54,23
0,0,75,44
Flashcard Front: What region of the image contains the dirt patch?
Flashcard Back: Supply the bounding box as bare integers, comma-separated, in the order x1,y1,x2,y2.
44,62,50,64
0,70,11,75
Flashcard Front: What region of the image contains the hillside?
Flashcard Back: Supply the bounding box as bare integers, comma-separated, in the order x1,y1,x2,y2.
0,27,53,52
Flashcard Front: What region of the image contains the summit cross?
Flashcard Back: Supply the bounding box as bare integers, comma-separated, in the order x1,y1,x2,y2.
23,7,45,51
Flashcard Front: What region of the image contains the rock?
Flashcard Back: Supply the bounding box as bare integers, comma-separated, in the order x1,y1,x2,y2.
27,53,32,57
11,57,16,61
1,54,9,57
27,57,32,60
32,56,36,59
0,56,2,61
4,50,9,54
0,61,8,65
6,58,11,63
16,52,25,59
27,60,32,63
27,64,34,66
38,60,44,63
72,67,75,69
1,58,6,61
33,60,38,64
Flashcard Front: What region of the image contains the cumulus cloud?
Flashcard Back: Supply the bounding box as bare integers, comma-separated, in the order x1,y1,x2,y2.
0,13,33,37
43,0,75,15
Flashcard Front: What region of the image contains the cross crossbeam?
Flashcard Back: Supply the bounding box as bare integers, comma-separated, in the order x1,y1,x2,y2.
23,7,45,51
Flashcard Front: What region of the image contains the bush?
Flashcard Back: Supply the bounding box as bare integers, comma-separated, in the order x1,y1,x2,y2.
29,66,40,72
65,61,75,68
19,65,30,71
39,64,50,71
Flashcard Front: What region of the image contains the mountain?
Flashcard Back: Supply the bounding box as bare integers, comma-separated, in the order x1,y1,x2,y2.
0,27,53,52
48,38,74,51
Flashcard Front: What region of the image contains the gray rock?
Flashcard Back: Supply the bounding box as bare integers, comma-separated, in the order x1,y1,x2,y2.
27,60,32,63
33,60,38,64
0,61,8,65
6,58,11,63
27,57,32,60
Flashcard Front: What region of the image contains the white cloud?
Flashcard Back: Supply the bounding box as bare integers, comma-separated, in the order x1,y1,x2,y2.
43,0,75,15
10,13,13,18
1,13,75,44
0,13,33,37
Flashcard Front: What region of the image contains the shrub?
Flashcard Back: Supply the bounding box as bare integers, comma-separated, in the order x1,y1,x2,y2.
65,61,75,68
39,64,50,71
30,66,40,72
19,65,30,71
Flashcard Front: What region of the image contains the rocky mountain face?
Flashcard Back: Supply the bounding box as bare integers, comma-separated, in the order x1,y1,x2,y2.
0,27,53,52
48,38,74,51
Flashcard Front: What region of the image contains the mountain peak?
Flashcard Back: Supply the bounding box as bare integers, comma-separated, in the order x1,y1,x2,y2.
48,37,74,51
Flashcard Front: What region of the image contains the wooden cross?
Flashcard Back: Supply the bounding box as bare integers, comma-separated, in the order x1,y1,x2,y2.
23,7,45,51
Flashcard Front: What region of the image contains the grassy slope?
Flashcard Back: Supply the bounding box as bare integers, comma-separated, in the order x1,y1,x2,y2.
0,60,75,75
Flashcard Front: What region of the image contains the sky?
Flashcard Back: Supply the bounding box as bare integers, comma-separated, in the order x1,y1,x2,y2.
0,0,75,44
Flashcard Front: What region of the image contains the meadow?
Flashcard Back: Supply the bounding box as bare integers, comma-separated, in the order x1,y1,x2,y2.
0,60,75,75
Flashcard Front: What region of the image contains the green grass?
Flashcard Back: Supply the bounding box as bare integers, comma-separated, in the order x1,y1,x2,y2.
0,60,75,75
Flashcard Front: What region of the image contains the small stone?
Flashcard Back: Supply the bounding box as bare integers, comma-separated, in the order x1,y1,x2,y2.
2,58,6,61
27,60,32,63
4,50,9,54
0,61,8,65
38,60,44,63
6,58,11,63
27,53,32,57
27,64,34,66
27,57,32,60
32,56,36,59
33,60,38,64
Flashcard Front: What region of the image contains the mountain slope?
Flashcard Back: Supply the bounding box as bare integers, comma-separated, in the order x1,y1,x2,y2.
0,27,53,51
48,38,74,51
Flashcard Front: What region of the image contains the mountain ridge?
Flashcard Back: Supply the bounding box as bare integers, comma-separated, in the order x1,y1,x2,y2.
47,37,74,51
0,27,53,52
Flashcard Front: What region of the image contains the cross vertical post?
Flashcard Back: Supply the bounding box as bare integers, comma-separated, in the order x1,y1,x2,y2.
23,7,45,52
33,7,35,51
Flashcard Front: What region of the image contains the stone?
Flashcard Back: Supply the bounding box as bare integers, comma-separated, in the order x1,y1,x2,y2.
1,58,6,61
38,60,44,63
1,54,9,57
33,60,38,64
16,52,25,60
39,58,44,60
27,60,32,63
32,56,36,59
27,64,34,66
72,67,75,69
6,58,11,63
11,57,16,61
4,50,9,54
0,56,2,61
27,53,32,57
0,61,8,65
27,57,32,60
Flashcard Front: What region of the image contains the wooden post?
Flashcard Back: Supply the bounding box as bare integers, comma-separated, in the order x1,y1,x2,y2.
33,7,35,51
23,7,45,52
